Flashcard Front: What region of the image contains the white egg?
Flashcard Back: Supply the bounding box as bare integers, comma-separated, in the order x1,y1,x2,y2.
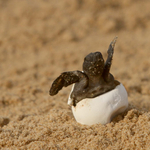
68,84,128,125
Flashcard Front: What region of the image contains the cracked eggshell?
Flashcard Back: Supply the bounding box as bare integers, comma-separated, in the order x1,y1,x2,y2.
68,84,128,125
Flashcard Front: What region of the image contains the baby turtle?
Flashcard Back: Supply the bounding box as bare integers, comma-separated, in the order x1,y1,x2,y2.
50,37,120,106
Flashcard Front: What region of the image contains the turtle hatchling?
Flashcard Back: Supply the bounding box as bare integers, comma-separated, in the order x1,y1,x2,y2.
49,37,128,125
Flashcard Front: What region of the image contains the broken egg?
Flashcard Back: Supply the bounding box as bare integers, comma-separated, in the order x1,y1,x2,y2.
68,83,128,125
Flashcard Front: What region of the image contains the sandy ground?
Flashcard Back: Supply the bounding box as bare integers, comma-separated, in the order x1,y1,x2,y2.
0,0,150,149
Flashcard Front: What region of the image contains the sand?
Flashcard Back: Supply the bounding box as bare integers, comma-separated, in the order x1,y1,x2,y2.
0,0,150,149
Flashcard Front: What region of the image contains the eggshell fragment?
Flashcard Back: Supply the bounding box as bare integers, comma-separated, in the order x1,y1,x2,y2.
68,84,128,125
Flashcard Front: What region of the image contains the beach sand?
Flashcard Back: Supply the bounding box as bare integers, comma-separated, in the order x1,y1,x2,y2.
0,0,150,149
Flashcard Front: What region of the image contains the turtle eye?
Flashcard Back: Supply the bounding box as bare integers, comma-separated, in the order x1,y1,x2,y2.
84,54,92,62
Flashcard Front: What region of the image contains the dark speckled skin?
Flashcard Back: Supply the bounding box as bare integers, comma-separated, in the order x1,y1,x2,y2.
49,37,120,106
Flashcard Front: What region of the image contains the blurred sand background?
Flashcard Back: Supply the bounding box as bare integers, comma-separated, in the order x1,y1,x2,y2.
0,0,150,149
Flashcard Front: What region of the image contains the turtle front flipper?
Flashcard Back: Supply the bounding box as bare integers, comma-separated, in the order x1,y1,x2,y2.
49,71,88,96
103,37,117,82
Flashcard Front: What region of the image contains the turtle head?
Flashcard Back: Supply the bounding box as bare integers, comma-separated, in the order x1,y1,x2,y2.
83,52,104,76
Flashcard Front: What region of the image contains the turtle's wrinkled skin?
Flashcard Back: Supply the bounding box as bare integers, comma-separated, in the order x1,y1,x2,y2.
49,37,120,106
